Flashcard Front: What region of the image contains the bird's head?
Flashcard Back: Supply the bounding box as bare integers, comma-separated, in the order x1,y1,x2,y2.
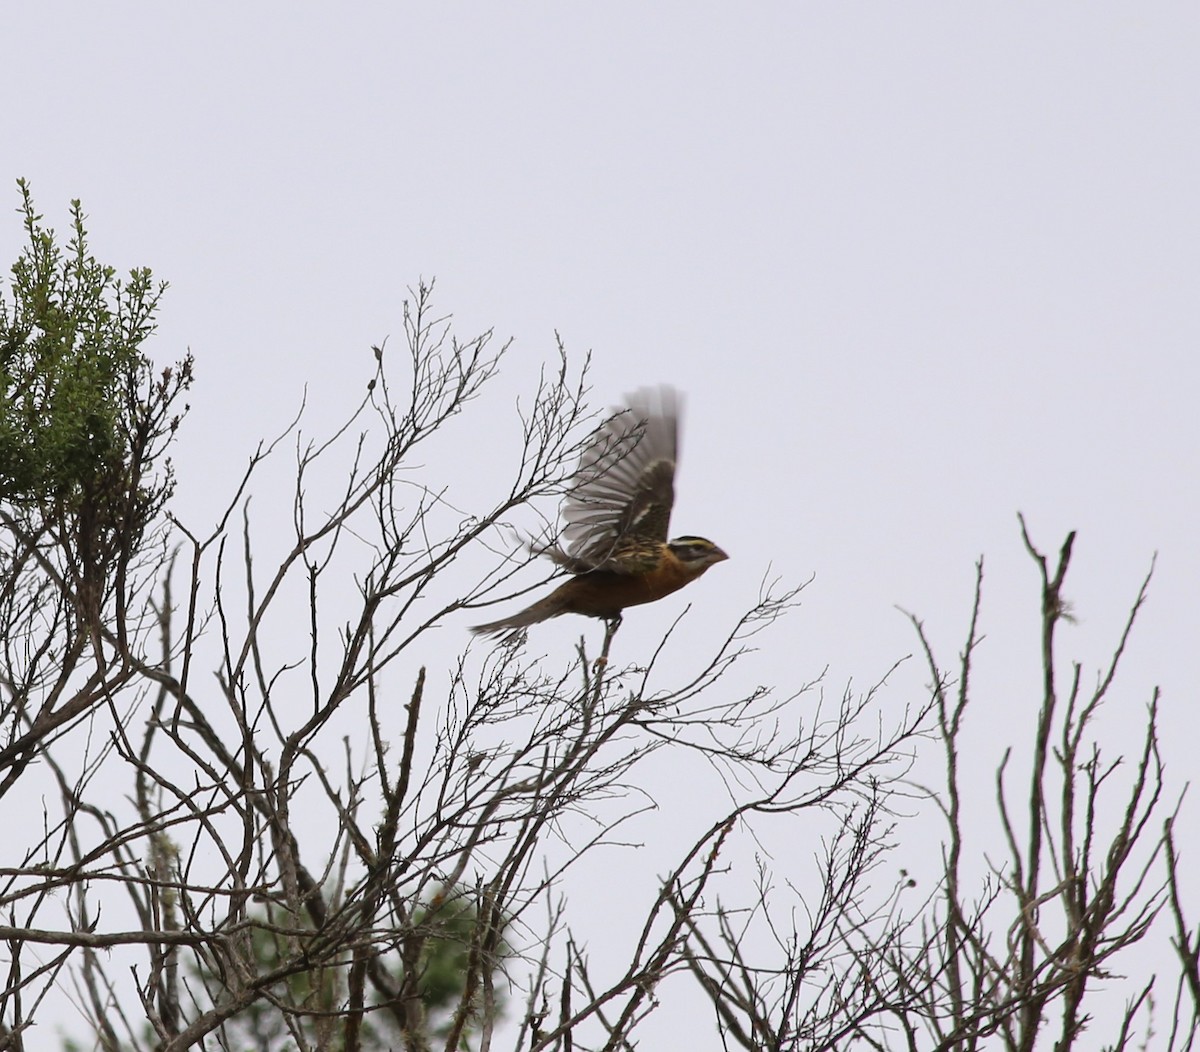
668,536,729,575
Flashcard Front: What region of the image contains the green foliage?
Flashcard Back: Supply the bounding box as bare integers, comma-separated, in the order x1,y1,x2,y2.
195,894,507,1051
415,891,510,1031
0,180,192,621
0,179,173,502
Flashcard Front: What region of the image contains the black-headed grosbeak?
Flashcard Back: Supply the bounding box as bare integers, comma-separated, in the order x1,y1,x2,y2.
472,386,728,641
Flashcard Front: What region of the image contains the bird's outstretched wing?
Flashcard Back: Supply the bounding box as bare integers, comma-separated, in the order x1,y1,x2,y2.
554,386,679,574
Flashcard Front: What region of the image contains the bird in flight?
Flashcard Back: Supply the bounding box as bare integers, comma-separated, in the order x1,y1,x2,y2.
472,386,728,641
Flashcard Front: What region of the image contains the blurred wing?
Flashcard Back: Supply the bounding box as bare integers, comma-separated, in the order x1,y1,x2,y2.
560,386,680,573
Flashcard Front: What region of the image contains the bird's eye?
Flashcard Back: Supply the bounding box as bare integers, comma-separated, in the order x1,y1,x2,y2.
670,537,713,560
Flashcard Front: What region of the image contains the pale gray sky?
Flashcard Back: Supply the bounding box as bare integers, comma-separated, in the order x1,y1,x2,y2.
5,4,1198,1045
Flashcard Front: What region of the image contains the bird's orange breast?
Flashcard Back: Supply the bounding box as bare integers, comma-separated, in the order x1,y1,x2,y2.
555,551,701,619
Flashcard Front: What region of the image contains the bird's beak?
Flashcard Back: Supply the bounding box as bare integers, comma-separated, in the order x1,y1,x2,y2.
711,545,729,563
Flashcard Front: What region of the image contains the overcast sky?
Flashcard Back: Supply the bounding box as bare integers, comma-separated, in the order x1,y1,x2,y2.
5,4,1198,1045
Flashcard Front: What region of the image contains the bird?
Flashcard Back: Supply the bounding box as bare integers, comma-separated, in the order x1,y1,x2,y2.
471,386,728,641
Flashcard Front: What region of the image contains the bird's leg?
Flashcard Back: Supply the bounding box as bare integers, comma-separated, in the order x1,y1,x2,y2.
593,614,622,675
602,613,623,651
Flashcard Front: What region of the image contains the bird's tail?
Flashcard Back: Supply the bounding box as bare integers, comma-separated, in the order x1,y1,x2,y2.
470,590,569,643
